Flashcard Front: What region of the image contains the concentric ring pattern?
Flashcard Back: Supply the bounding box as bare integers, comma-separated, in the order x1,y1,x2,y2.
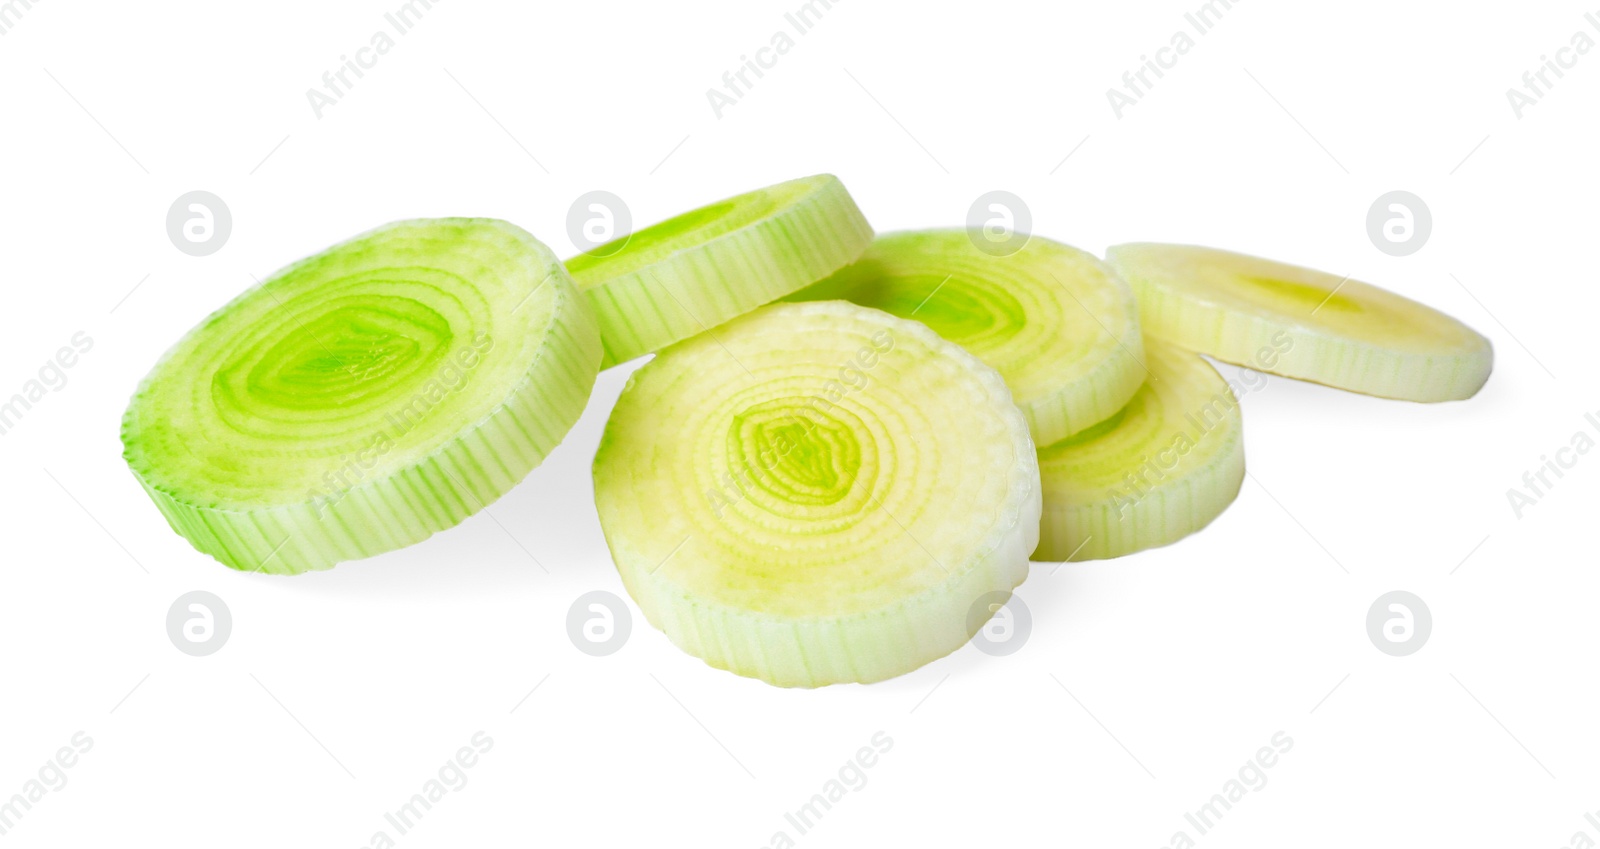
1107,242,1492,402
122,218,601,573
593,301,1041,687
789,230,1147,446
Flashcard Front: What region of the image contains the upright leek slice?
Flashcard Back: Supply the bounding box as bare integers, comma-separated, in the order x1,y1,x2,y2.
592,301,1041,687
567,174,874,368
1107,243,1493,402
121,219,601,574
1036,341,1245,562
789,230,1146,445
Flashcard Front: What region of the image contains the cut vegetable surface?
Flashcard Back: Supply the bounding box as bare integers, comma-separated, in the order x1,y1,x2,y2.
790,230,1146,445
1035,341,1245,562
592,301,1041,687
122,218,601,574
1107,243,1492,402
567,174,874,369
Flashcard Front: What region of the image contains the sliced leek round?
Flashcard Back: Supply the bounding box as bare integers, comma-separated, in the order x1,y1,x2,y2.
567,174,874,369
592,301,1041,687
121,218,601,574
789,230,1146,445
1035,341,1245,562
1106,243,1493,402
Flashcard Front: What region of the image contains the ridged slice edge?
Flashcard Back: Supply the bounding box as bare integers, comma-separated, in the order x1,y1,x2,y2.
623,497,1035,687
1035,349,1245,562
132,263,602,575
582,175,875,369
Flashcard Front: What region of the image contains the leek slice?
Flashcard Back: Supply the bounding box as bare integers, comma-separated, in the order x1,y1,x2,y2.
121,218,601,574
567,174,874,369
1106,243,1492,402
592,301,1041,687
1035,341,1245,562
789,230,1146,445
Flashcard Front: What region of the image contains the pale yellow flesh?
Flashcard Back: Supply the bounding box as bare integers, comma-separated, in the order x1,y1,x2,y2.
592,301,1040,687
1107,243,1493,402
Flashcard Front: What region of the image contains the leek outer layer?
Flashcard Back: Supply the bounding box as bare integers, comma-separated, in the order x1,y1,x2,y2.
592,301,1041,687
121,218,601,574
567,174,874,369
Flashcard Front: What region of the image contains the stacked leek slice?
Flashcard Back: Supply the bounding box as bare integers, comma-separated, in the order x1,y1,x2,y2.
121,176,1492,686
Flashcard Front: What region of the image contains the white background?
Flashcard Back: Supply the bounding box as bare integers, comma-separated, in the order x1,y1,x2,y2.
1,0,1596,845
